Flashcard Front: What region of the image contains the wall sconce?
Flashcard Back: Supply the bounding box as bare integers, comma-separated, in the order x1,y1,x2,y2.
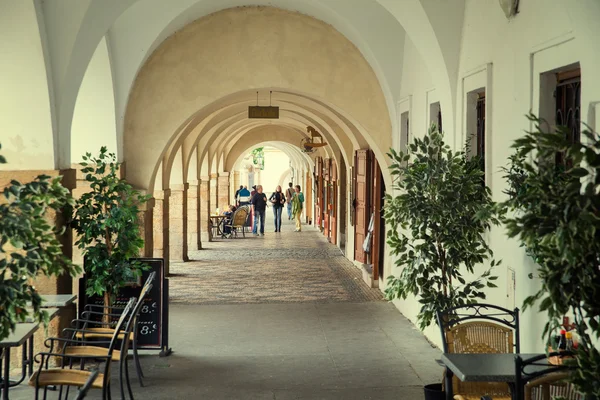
498,0,519,19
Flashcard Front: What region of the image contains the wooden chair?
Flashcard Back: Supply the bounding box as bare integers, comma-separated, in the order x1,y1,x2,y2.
29,297,136,400
226,206,249,238
437,304,520,400
515,352,581,400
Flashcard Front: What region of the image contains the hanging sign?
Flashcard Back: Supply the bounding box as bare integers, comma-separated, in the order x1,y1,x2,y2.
248,106,279,119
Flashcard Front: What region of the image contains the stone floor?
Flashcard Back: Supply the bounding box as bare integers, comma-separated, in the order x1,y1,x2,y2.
10,218,443,399
169,218,383,305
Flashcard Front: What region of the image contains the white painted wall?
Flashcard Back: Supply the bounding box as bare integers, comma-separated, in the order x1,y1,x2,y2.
71,37,117,163
0,0,55,170
388,0,600,352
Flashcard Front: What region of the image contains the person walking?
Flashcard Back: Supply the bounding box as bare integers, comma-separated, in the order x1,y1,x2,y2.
291,184,304,232
285,182,294,220
234,185,243,206
269,185,286,232
251,185,267,236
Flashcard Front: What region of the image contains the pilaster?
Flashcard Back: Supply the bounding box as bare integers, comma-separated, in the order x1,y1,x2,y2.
210,173,218,213
200,178,211,243
218,172,230,209
153,189,170,274
187,181,199,252
169,184,188,262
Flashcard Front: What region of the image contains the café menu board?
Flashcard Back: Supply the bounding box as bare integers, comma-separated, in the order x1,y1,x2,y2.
79,258,171,355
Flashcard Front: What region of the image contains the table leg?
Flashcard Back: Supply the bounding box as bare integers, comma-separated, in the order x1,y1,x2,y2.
445,369,453,400
28,335,33,377
3,348,10,400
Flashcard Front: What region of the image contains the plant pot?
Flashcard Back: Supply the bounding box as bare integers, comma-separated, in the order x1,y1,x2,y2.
424,383,445,400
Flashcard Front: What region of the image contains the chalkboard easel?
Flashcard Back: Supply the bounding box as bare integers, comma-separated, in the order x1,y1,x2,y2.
78,258,172,357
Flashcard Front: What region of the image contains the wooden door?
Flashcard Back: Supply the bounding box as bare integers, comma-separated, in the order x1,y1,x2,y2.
330,161,337,245
354,150,371,263
371,158,383,281
324,159,331,238
315,158,322,227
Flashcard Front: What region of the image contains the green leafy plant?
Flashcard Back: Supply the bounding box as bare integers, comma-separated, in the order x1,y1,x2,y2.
0,144,80,341
71,147,149,308
501,114,600,398
384,125,501,329
252,147,265,170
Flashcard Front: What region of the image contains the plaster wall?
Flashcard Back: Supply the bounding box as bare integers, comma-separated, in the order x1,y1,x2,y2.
123,7,391,191
71,37,118,162
0,0,54,170
388,0,600,352
108,0,404,141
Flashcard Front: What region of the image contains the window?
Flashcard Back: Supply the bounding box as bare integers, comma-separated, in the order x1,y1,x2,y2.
400,111,409,153
430,102,442,132
555,68,581,167
476,92,486,176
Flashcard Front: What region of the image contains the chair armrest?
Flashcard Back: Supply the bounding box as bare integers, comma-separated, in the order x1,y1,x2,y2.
34,352,110,363
81,310,124,319
45,337,111,348
71,318,116,328
62,327,117,339
84,304,126,311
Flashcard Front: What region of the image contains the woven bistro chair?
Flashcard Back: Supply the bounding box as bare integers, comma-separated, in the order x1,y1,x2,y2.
437,304,520,400
227,206,249,238
514,352,581,400
29,297,136,400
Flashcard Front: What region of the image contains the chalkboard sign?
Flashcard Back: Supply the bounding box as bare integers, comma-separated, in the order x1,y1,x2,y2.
78,258,171,356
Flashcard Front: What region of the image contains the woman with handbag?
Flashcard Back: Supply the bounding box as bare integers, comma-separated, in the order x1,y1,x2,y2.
269,185,286,232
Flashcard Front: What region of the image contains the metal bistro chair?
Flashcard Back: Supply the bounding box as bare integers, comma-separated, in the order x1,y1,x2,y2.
437,303,520,400
29,297,136,400
515,352,581,400
75,369,100,400
56,276,154,400
74,271,156,390
226,205,249,238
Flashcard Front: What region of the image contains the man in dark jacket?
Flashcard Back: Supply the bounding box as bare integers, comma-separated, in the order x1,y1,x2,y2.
251,185,267,236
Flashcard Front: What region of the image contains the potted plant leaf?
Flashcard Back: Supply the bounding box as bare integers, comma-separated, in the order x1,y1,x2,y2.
383,125,501,398
501,114,600,399
71,147,149,310
384,125,501,329
0,143,80,341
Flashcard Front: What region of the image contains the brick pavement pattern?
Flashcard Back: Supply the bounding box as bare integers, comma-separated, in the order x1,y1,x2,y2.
169,218,384,304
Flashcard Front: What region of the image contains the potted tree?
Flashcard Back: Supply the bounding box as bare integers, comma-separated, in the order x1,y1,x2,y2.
501,115,600,399
71,147,149,309
0,143,80,340
384,126,501,399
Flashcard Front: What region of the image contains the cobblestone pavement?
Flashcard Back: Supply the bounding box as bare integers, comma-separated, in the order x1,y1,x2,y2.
169,218,384,304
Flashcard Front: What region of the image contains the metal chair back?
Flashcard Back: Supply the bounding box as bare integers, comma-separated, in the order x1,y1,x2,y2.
515,352,580,400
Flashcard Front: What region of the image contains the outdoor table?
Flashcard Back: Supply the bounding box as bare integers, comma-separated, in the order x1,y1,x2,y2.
40,294,77,307
0,323,39,400
440,353,546,400
0,308,61,400
209,215,227,238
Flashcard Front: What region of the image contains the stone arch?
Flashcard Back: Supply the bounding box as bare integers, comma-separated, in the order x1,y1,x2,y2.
123,7,391,191
375,0,465,136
